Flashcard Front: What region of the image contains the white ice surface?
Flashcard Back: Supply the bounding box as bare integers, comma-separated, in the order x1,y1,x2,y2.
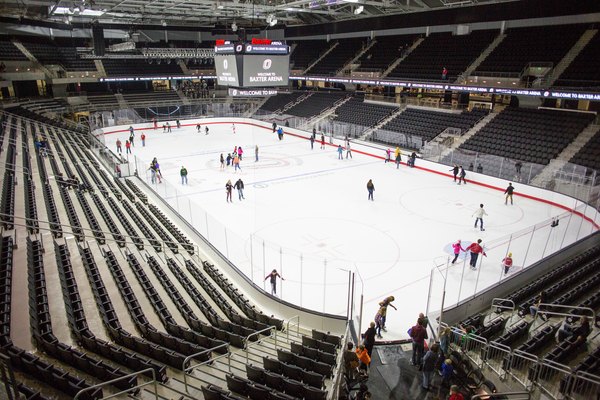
109,121,596,341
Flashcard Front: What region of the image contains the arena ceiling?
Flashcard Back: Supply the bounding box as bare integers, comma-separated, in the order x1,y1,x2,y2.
1,0,522,29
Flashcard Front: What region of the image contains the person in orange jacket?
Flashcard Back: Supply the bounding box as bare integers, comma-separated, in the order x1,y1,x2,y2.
355,344,371,373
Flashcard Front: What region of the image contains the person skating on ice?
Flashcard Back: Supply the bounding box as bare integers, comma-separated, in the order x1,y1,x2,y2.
504,183,515,205
238,146,243,161
232,123,236,134
196,123,201,132
255,145,259,162
233,154,241,172
346,141,353,159
320,134,325,149
176,119,181,129
385,148,391,163
450,164,459,182
234,178,245,200
225,180,233,202
337,145,343,160
367,179,375,201
310,134,315,150
473,204,487,231
180,166,188,185
166,122,171,133
125,140,131,154
226,153,232,167
465,239,486,270
205,126,209,135
141,133,146,147
458,166,467,184
264,269,284,295
378,296,396,332
502,253,513,275
451,239,464,264
116,139,122,154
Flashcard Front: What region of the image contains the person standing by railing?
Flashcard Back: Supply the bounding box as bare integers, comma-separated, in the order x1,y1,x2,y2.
264,269,284,295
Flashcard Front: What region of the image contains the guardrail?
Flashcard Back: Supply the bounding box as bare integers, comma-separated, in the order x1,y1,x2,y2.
182,344,231,394
244,325,277,364
74,368,158,400
286,315,300,341
471,391,530,399
442,322,600,399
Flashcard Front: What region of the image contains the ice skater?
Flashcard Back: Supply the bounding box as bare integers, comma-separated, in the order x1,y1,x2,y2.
176,119,181,129
125,140,131,154
346,142,353,159
310,134,315,150
320,134,325,149
378,296,396,332
116,139,122,154
196,123,201,132
153,118,157,130
504,183,515,205
264,269,284,295
180,166,188,185
451,239,464,264
450,164,459,182
220,153,225,170
255,145,259,162
238,146,244,161
473,204,487,231
337,145,343,160
232,123,236,134
465,239,486,270
458,166,466,185
233,155,242,172
225,180,233,202
367,179,375,201
395,151,401,169
502,252,513,275
385,148,391,163
277,127,284,140
234,178,245,200
226,153,232,167
205,126,209,135
166,122,171,133
141,133,146,147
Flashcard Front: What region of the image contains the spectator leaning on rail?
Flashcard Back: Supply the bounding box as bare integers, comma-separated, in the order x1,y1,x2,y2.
409,317,428,367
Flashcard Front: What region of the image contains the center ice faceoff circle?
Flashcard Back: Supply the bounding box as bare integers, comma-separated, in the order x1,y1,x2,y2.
251,217,402,282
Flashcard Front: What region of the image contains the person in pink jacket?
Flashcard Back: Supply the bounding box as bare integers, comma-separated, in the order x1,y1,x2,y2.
451,240,465,264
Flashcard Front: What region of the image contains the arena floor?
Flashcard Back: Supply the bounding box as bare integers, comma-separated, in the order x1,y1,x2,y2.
104,119,597,341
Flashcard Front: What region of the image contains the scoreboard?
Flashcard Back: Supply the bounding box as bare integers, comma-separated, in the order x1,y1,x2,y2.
214,40,290,88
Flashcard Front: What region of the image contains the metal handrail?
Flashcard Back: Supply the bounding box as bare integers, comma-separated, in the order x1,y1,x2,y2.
492,298,515,313
0,212,200,257
328,322,351,400
182,343,230,394
244,325,277,364
74,367,158,400
535,303,595,323
286,315,300,341
471,391,530,399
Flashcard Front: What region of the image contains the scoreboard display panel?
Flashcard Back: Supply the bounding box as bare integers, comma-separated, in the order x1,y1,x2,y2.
215,54,240,86
240,54,290,87
214,40,290,88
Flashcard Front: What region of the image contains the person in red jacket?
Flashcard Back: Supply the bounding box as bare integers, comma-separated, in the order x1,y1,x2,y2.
502,252,513,275
125,139,131,154
449,385,464,400
465,239,486,270
141,133,146,147
409,317,428,367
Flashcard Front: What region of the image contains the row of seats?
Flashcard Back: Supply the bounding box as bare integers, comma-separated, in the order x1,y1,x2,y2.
570,128,600,173
491,320,529,349
125,179,148,204
140,255,237,350
502,325,556,371
247,364,327,399
286,92,348,118
22,42,96,71
58,244,168,382
57,185,84,240
202,383,294,400
388,30,498,81
22,137,39,233
333,98,397,127
29,239,136,393
121,200,162,251
0,40,28,60
106,196,144,249
113,176,136,202
148,203,195,254
560,345,600,394
34,142,62,237
0,235,53,400
355,35,418,72
101,59,183,76
276,348,331,381
475,24,587,76
90,193,126,246
460,107,594,165
202,261,284,330
309,38,365,75
257,92,306,113
290,342,336,366
75,190,107,244
135,202,179,252
181,259,270,335
290,40,332,70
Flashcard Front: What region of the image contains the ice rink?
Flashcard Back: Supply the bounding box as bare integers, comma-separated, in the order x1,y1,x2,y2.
105,119,598,340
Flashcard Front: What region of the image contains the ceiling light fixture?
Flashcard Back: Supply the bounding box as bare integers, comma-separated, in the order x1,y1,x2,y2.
231,22,238,32
354,5,364,14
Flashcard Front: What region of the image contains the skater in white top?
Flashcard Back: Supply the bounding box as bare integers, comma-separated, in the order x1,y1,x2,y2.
232,123,236,134
473,204,488,231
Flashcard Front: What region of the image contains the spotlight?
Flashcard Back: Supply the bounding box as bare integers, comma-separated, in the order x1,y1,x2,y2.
231,22,237,32
354,5,364,14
